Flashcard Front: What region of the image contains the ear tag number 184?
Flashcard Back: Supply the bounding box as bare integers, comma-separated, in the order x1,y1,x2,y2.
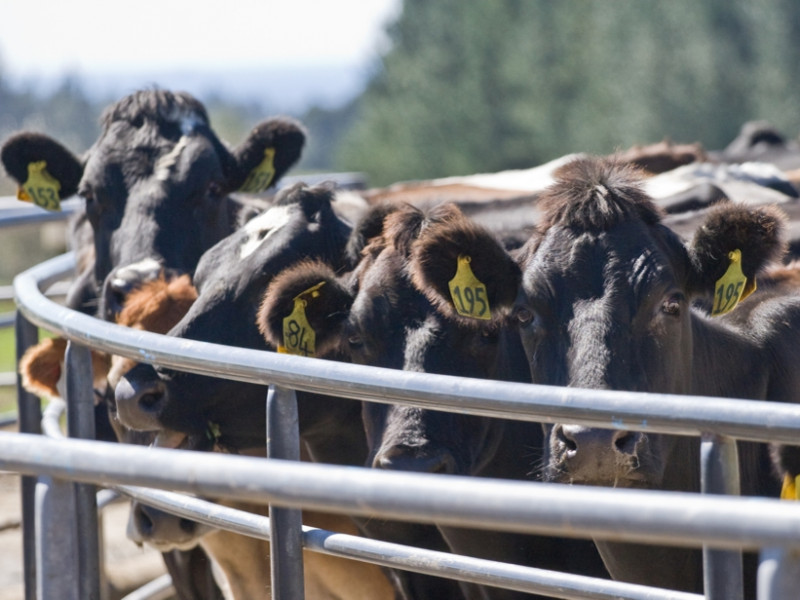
279,282,325,357
239,147,276,193
711,249,755,316
448,255,491,320
18,161,61,212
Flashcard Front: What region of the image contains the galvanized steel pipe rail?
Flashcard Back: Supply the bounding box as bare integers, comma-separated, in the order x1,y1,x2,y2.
14,252,800,444
13,251,800,599
39,398,693,600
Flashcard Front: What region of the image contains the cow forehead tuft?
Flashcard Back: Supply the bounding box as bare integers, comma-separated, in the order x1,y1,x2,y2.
240,204,296,259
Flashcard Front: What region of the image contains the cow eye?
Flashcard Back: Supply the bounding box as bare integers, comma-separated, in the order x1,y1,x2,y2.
347,333,363,348
514,307,534,326
661,293,684,316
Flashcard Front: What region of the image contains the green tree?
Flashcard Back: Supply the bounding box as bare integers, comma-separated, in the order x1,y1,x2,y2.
337,0,800,186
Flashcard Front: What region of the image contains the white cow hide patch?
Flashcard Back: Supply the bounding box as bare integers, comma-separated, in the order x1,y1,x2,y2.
239,205,294,259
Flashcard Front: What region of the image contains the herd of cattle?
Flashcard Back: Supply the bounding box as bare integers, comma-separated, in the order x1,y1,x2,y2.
4,89,800,599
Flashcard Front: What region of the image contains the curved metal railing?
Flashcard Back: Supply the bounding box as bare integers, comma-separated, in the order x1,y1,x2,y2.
8,251,800,600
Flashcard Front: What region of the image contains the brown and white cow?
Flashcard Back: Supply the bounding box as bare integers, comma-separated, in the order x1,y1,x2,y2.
411,156,800,597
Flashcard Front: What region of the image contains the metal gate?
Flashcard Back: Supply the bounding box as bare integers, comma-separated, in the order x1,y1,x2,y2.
4,205,800,600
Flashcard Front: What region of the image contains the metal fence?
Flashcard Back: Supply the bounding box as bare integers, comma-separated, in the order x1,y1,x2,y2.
4,196,800,600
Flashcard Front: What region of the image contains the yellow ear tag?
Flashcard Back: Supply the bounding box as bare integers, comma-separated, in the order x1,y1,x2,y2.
448,255,491,320
780,474,800,501
238,147,276,193
18,161,61,211
278,282,326,357
711,249,752,316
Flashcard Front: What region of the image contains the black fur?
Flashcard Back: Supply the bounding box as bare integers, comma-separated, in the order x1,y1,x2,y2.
689,202,787,292
258,260,352,357
538,156,662,231
1,132,84,198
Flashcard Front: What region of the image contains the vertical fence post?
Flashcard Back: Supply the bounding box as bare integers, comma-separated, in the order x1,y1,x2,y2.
267,384,305,600
701,432,743,600
65,341,101,600
758,546,800,599
35,475,79,600
15,312,40,600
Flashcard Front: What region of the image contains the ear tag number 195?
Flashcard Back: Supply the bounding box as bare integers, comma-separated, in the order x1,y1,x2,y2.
279,282,326,357
239,147,276,193
18,161,61,212
711,249,755,316
448,255,491,320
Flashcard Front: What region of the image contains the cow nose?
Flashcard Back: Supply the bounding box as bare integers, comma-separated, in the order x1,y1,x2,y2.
373,446,456,474
556,424,642,457
115,364,167,431
102,258,163,320
552,424,644,483
128,501,200,547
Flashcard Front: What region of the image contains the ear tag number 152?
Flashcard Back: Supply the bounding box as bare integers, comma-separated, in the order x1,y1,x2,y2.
448,255,491,320
711,249,755,316
18,161,61,212
280,282,325,357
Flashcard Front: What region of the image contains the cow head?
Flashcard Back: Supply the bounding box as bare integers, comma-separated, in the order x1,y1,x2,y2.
1,89,305,319
508,156,785,491
114,183,354,451
259,203,528,477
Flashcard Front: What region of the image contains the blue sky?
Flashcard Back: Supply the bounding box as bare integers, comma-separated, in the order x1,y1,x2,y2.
0,0,400,79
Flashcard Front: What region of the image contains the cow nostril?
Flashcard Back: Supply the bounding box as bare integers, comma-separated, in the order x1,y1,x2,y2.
138,391,163,411
135,505,154,537
613,430,639,455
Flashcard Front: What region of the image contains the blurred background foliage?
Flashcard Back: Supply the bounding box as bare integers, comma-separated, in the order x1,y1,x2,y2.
3,0,800,189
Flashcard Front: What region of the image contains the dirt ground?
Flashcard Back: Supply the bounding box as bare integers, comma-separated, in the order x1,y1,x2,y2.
0,467,170,600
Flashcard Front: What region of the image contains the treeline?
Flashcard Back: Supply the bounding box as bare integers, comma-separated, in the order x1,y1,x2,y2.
335,0,800,185
3,0,800,194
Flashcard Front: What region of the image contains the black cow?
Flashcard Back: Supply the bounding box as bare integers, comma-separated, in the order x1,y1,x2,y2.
113,195,477,600
3,89,305,600
259,203,609,600
435,156,796,597
1,88,305,319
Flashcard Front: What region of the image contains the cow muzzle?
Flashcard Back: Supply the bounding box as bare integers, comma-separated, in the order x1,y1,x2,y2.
128,500,210,551
549,424,647,486
101,258,164,320
373,444,457,475
115,363,168,431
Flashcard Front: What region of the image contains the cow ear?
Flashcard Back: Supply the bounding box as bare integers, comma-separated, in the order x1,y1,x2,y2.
228,117,306,194
687,203,786,300
258,261,354,358
411,216,520,323
1,133,84,200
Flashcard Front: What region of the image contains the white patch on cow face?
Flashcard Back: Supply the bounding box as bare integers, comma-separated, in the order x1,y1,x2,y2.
154,137,190,181
239,205,295,259
111,258,162,288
